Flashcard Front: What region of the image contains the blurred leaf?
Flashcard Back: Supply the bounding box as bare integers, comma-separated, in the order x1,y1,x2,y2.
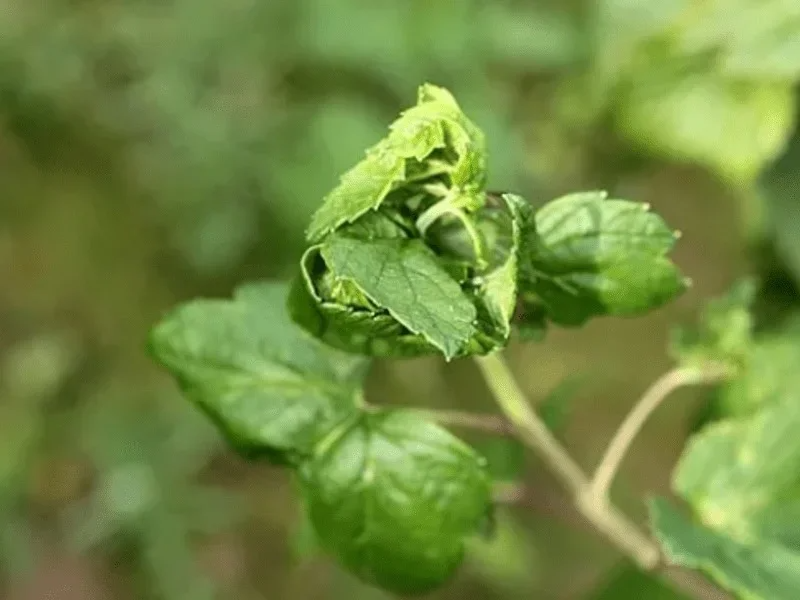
588,563,691,599
466,510,540,594
149,281,369,462
670,279,756,372
760,105,800,285
521,191,686,326
299,409,491,595
616,68,795,183
717,315,800,418
305,83,486,243
651,387,800,599
652,498,800,600
538,373,585,434
475,437,526,482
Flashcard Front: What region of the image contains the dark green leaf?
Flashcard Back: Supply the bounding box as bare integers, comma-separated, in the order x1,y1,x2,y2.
521,191,686,326
300,409,491,595
148,282,369,463
319,237,477,360
588,563,691,599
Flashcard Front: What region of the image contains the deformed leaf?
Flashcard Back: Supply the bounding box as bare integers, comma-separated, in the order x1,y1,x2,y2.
319,236,477,360
651,388,800,599
148,282,369,463
520,191,687,326
305,83,486,243
299,409,491,595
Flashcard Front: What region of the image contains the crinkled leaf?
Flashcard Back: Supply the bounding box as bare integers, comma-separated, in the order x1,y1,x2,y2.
306,83,486,242
471,193,529,345
299,409,491,595
651,388,800,599
319,237,477,360
148,282,369,463
521,191,686,326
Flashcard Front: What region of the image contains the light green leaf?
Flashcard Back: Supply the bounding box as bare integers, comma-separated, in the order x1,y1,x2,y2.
320,236,477,359
148,281,369,463
760,110,800,286
717,317,800,419
306,83,486,243
299,409,491,595
521,191,686,326
588,562,691,599
651,499,800,600
670,279,756,372
651,389,800,599
615,67,795,183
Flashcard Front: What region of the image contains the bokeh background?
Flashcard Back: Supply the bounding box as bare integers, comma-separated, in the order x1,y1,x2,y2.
2,1,800,598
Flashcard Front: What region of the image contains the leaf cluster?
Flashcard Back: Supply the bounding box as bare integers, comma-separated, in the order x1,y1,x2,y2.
149,84,688,594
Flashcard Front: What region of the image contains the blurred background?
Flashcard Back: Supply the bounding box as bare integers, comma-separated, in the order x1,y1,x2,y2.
2,0,800,598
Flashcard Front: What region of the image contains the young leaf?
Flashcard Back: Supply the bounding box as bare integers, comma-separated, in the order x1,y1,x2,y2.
319,236,478,360
299,409,491,595
306,83,486,243
670,279,756,372
520,191,687,326
148,282,369,463
651,389,800,599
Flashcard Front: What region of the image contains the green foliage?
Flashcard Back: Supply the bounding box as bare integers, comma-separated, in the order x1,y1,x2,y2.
593,0,800,182
520,191,687,326
588,564,691,599
670,279,756,372
652,346,800,599
148,282,369,463
299,410,491,594
149,83,690,595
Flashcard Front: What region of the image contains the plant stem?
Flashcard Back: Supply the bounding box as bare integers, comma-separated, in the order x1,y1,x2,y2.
589,363,731,502
474,352,586,496
366,404,514,435
474,352,732,599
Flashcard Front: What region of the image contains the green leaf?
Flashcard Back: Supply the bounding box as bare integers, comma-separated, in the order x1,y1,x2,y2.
319,237,477,360
521,191,687,326
651,499,800,600
651,389,800,599
760,109,800,287
615,67,796,183
588,563,691,599
148,281,369,463
471,193,529,345
670,279,756,372
716,317,800,419
299,409,491,595
305,83,486,243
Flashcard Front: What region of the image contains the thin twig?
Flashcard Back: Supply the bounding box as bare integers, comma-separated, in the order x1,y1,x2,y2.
474,353,659,569
589,363,731,502
365,403,514,435
474,352,732,600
